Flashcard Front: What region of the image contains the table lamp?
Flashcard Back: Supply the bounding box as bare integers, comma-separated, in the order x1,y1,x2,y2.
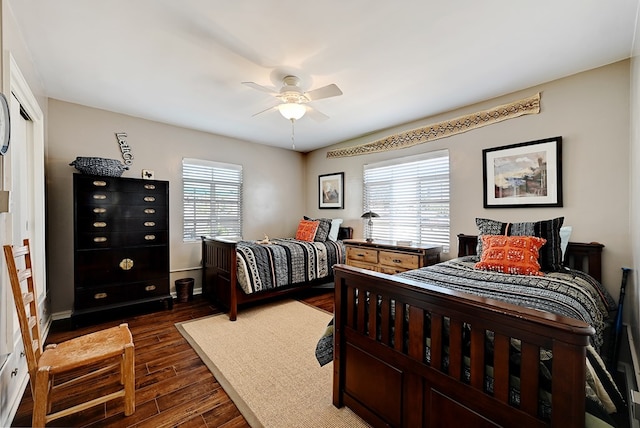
361,211,379,242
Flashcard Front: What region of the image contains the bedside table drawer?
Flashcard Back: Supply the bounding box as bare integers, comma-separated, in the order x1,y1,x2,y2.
348,259,378,271
347,247,379,264
379,251,419,270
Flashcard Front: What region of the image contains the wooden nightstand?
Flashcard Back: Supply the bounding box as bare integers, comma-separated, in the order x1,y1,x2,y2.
344,239,442,274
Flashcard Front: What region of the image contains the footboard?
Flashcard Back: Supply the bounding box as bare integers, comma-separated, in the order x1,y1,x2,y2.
333,264,595,427
202,237,240,319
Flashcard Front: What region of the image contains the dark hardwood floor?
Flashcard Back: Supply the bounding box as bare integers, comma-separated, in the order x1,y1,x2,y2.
11,287,335,428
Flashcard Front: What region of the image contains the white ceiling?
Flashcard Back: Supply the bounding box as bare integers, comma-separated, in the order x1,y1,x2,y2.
8,1,639,152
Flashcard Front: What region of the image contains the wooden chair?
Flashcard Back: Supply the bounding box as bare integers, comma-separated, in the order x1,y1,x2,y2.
4,239,135,427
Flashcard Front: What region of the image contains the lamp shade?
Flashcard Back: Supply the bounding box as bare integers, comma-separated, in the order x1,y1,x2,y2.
361,211,379,219
278,103,306,120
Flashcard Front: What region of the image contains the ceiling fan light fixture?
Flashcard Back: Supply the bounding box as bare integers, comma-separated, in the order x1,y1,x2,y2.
278,103,306,121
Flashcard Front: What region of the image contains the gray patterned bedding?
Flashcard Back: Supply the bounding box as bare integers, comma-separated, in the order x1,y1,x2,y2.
236,238,345,294
397,256,617,349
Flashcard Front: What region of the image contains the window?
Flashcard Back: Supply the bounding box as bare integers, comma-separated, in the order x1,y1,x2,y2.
363,150,450,252
182,158,243,241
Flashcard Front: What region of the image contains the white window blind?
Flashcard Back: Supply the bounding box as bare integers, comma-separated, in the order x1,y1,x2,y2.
183,158,243,241
363,150,450,252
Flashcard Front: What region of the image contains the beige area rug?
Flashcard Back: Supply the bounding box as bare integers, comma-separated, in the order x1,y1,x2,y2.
176,300,370,428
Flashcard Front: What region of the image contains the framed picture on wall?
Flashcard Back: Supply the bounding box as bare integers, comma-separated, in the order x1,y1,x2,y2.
483,136,563,208
319,172,344,209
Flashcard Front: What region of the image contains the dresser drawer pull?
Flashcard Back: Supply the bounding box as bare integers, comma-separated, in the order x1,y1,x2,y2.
144,208,156,214
94,292,108,299
11,368,18,377
145,285,156,291
356,253,366,257
144,221,156,227
144,184,156,190
119,258,134,270
93,194,107,200
144,196,156,202
93,207,107,214
392,259,402,263
92,180,107,187
93,221,107,228
144,234,156,241
93,237,108,243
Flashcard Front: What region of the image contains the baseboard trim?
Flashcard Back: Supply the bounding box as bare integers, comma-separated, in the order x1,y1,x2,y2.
51,289,203,320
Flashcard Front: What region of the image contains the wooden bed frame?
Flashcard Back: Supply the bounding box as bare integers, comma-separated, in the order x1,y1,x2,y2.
201,226,353,321
332,234,605,427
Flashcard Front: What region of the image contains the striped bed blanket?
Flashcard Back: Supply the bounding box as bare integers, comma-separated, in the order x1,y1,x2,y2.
236,238,345,294
397,256,616,349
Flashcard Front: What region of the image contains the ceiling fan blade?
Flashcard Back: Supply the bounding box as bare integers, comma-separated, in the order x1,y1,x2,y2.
242,81,278,95
305,105,330,122
252,105,278,117
304,84,343,101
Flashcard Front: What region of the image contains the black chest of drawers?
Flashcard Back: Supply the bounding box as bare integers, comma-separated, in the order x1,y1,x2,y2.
72,174,172,323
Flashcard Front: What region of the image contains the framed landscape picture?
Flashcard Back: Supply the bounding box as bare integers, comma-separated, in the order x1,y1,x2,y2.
319,172,344,209
483,137,562,208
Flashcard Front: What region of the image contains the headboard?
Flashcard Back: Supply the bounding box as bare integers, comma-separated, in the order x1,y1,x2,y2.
337,226,353,240
456,233,604,283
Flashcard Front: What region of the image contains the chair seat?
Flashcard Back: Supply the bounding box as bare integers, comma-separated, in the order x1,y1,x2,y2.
39,325,133,374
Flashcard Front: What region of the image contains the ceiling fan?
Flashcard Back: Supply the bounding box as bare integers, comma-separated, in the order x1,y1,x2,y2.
242,75,343,122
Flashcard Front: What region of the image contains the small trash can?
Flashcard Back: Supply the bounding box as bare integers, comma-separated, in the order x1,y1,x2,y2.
175,278,194,303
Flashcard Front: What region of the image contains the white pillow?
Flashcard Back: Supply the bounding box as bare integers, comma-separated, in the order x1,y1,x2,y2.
328,218,343,241
560,226,572,260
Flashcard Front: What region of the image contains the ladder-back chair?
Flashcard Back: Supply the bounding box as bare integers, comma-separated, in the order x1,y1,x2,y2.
4,239,135,427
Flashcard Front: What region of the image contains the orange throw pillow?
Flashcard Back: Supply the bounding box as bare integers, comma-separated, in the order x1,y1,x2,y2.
475,235,547,276
295,219,320,242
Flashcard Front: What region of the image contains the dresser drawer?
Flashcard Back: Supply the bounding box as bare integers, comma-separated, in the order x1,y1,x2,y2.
76,216,167,233
0,338,27,422
347,259,378,272
75,189,167,208
75,278,169,309
76,204,168,223
347,247,378,264
379,251,420,270
75,175,167,195
76,230,168,249
75,246,168,286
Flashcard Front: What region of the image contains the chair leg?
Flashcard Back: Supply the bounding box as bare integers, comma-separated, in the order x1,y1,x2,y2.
123,343,135,416
33,367,51,427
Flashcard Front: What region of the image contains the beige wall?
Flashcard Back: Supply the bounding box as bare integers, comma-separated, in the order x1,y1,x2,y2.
306,60,632,299
46,100,305,315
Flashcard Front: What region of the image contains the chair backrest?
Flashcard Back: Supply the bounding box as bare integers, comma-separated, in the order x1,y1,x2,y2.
4,239,43,388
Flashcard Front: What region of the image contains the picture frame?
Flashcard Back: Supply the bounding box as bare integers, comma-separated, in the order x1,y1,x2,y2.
483,136,562,208
319,172,344,209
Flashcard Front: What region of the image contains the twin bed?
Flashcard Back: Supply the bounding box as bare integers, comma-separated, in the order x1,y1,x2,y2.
201,219,625,427
330,233,624,427
201,225,352,321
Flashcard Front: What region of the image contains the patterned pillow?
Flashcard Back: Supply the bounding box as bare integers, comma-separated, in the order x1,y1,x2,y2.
475,217,564,271
475,235,547,276
295,220,320,242
304,216,331,242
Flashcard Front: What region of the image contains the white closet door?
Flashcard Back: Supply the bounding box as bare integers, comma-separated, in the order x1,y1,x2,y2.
10,94,28,247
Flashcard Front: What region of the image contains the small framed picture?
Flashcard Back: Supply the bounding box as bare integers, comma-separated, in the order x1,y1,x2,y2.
483,137,562,208
319,172,344,209
142,169,155,180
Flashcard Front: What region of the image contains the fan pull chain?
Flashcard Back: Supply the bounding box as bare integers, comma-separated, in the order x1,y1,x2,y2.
290,118,296,150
